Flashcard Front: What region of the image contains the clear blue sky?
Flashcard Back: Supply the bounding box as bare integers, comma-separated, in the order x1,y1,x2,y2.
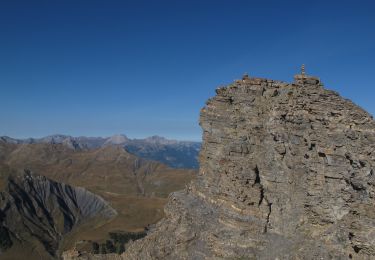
0,0,374,141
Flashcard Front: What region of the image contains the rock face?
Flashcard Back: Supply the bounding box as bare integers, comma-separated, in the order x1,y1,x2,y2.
0,170,117,259
114,72,375,260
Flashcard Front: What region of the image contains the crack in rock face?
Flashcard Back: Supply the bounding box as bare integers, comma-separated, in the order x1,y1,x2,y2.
70,73,375,260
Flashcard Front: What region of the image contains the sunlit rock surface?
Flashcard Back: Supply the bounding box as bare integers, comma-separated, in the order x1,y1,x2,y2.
70,72,375,259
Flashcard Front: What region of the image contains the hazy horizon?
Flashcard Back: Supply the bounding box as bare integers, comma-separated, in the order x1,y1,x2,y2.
1,132,202,142
1,0,374,140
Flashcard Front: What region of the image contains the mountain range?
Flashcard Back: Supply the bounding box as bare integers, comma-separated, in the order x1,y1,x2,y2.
0,135,201,169
0,136,196,259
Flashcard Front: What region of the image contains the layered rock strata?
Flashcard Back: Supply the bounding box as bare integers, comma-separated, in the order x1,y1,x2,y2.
72,72,375,259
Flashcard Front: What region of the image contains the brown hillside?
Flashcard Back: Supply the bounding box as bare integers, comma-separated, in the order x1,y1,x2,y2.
0,141,196,254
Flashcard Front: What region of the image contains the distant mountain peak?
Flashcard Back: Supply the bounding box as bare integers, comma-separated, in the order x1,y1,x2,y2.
40,134,70,143
0,136,19,144
143,135,176,145
104,134,129,145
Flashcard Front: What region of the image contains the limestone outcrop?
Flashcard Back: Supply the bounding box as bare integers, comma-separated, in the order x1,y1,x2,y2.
70,71,375,259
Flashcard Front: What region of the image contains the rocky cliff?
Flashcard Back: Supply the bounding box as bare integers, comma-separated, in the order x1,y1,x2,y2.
0,169,117,259
67,71,375,259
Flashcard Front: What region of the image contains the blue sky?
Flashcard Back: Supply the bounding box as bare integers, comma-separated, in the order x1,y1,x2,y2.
0,0,374,141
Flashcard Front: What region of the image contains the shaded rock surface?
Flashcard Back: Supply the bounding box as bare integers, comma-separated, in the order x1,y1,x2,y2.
0,169,117,259
67,73,375,259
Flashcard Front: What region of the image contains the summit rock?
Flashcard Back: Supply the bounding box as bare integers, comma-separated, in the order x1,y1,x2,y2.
116,72,375,259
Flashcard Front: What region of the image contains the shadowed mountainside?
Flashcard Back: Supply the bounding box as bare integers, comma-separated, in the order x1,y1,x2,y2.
0,168,116,260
